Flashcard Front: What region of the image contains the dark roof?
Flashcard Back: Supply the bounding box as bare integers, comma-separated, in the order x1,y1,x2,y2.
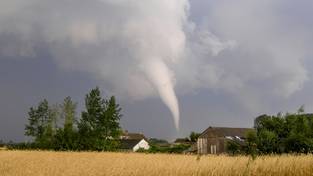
199,126,253,138
120,132,147,140
119,139,143,150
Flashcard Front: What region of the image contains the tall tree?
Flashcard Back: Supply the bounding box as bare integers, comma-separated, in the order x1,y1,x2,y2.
103,96,122,140
257,129,279,154
78,87,122,151
25,99,56,148
245,130,258,157
78,87,103,150
253,106,313,154
60,96,77,132
189,131,200,142
53,96,78,150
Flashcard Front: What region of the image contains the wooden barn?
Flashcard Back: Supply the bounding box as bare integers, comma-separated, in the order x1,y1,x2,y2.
197,126,253,154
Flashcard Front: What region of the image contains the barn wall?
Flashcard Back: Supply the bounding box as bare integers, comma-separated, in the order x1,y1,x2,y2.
197,138,208,154
197,137,227,154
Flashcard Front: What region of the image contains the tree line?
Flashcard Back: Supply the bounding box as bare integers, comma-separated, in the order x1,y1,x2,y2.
228,106,313,155
21,87,122,151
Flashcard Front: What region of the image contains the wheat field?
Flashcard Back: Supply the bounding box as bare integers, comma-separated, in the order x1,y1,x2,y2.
0,150,313,176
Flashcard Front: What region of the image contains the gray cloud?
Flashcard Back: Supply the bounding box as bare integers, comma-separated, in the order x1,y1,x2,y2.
181,0,312,113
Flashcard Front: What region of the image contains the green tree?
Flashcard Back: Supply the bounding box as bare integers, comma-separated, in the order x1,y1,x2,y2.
254,114,287,153
25,100,48,139
100,96,122,144
45,104,59,146
60,96,77,132
78,88,103,150
226,140,241,155
53,97,78,150
189,131,201,142
284,113,312,153
284,132,312,153
245,130,258,158
25,99,56,148
257,130,278,154
293,115,310,136
251,106,313,154
254,114,269,129
78,87,122,151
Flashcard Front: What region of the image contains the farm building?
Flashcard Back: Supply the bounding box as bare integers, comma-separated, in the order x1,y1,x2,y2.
197,126,253,154
119,131,150,152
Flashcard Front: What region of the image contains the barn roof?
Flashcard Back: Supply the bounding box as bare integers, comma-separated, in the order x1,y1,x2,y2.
199,126,253,138
126,133,146,140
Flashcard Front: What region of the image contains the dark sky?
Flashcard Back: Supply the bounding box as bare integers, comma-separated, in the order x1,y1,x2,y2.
1,0,313,142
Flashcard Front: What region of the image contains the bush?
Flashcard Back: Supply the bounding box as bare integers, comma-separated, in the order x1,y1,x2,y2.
7,142,37,150
226,141,241,155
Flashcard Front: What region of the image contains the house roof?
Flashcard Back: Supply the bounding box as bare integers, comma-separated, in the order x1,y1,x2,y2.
119,139,143,150
121,131,147,140
199,126,253,138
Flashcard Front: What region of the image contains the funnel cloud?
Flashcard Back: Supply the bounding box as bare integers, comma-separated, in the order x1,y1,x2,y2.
143,59,180,129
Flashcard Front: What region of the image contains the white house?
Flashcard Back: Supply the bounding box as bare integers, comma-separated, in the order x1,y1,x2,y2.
119,131,150,151
133,139,150,151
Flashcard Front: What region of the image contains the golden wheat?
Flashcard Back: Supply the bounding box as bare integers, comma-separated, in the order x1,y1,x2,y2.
0,150,313,176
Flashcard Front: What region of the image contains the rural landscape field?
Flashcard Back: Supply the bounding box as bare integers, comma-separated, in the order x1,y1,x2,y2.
1,150,313,176
1,1,313,176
